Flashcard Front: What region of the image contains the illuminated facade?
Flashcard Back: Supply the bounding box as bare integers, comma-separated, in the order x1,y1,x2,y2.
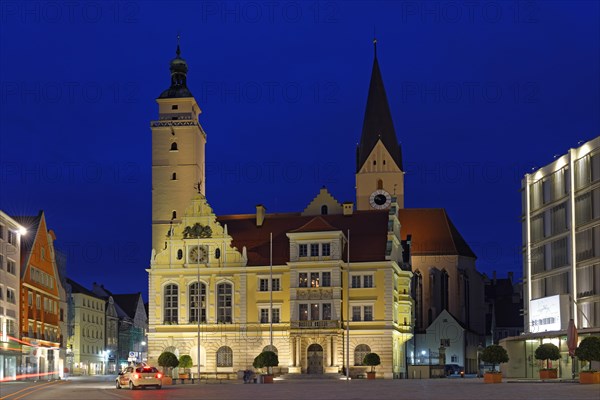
0,211,25,381
66,279,107,375
14,211,67,380
147,44,414,378
500,136,600,378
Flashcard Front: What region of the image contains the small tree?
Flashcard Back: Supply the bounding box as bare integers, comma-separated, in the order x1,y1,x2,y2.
575,336,600,371
178,355,193,374
480,344,509,372
534,343,561,370
363,353,381,372
253,351,279,375
158,351,179,375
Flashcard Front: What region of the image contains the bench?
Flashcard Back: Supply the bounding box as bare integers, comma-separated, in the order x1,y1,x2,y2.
172,373,237,384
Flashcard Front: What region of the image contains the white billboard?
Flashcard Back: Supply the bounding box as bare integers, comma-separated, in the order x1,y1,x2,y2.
529,295,562,332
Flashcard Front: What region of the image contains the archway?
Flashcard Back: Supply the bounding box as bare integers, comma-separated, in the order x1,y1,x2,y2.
307,344,323,374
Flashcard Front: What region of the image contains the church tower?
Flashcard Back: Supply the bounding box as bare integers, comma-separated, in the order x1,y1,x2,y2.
151,40,207,253
356,40,404,210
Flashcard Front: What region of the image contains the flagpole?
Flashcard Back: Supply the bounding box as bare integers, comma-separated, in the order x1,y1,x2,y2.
346,229,350,381
269,232,273,347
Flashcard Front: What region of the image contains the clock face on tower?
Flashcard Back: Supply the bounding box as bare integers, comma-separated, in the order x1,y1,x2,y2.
188,245,208,263
369,189,392,210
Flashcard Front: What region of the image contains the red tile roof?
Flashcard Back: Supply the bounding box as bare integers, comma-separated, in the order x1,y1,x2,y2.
398,208,476,258
291,216,338,233
217,211,390,266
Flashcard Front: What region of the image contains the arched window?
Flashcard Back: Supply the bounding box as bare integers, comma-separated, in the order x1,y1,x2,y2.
170,142,178,151
413,271,423,330
189,282,206,323
373,160,377,166
354,344,371,366
321,205,328,215
177,249,183,260
217,282,232,323
172,210,177,220
164,284,178,324
441,270,449,311
172,172,177,180
216,346,233,367
377,179,383,190
262,345,278,355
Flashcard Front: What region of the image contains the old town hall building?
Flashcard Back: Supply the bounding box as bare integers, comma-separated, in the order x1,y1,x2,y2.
147,42,484,378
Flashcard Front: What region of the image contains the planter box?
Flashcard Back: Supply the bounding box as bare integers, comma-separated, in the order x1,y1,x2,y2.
179,373,190,379
539,369,557,379
484,372,502,383
262,374,274,384
161,376,173,385
579,371,600,384
366,372,376,380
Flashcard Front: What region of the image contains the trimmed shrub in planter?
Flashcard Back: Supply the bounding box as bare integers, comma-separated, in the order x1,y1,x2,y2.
178,355,193,379
575,336,600,384
534,343,560,379
480,345,509,384
363,353,381,379
158,351,179,384
253,351,279,383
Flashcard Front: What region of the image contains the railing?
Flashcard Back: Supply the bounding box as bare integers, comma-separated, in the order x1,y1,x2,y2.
290,320,339,329
296,288,333,300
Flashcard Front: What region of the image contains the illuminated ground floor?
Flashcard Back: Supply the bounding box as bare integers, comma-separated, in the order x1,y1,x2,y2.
148,326,412,379
499,327,600,379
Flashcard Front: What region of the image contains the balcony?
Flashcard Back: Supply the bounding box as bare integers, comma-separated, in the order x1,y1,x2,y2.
296,288,333,300
290,320,339,329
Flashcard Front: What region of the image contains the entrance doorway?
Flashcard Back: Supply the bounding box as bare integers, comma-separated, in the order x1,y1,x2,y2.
307,344,323,374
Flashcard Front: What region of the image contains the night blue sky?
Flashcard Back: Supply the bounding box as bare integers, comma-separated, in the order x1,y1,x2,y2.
1,1,598,299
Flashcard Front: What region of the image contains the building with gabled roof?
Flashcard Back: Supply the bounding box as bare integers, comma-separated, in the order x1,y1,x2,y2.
146,39,483,379
13,211,67,380
91,284,147,369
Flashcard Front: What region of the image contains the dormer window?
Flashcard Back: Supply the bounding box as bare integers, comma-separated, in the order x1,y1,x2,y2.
172,172,177,180
170,142,178,151
321,205,328,215
172,105,179,110
299,244,308,257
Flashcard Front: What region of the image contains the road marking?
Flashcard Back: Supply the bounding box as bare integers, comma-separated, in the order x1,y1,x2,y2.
1,381,66,400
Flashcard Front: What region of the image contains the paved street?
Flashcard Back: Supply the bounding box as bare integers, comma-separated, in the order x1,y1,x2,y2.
1,376,598,400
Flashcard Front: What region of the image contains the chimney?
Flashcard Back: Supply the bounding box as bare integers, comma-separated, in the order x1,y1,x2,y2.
343,202,353,216
508,271,513,283
256,204,266,227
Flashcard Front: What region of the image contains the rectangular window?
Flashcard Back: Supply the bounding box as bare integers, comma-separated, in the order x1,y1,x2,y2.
351,275,361,288
311,272,320,288
299,273,308,288
260,308,269,323
36,295,41,309
259,278,269,292
363,306,373,321
322,243,331,256
322,303,332,320
7,288,16,304
310,244,319,257
0,224,4,239
6,319,16,335
440,339,450,347
0,286,3,300
310,303,319,320
0,254,3,269
363,275,374,288
272,278,280,291
7,260,15,275
8,230,16,245
352,306,361,321
272,308,280,323
299,304,308,321
321,272,331,287
28,291,33,306
299,244,308,257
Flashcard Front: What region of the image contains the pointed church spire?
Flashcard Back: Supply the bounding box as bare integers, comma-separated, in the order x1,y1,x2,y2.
356,39,403,172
